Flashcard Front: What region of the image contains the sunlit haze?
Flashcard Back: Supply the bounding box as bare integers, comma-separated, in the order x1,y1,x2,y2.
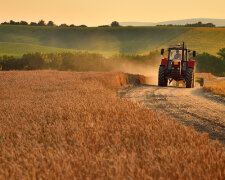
1,0,225,26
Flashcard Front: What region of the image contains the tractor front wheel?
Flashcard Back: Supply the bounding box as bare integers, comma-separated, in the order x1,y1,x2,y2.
185,68,194,88
158,66,167,86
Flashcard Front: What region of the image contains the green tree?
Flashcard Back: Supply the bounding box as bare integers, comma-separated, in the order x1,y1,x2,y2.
60,24,68,27
22,53,45,70
61,52,76,70
47,21,55,26
78,25,87,27
217,48,225,61
1,22,9,25
195,52,225,76
9,20,16,25
0,55,24,70
111,21,120,27
20,21,28,25
38,20,46,26
30,22,37,26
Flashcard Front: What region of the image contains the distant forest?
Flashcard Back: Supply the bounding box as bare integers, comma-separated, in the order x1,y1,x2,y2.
157,21,215,27
1,20,217,28
0,20,121,27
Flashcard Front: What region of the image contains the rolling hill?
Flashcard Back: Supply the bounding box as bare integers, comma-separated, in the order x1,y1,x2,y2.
120,18,225,27
0,42,78,57
165,27,225,54
0,25,225,56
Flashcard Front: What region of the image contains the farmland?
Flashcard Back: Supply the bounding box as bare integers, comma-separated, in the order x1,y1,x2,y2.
1,25,225,56
0,42,78,57
0,71,224,179
166,27,225,54
204,80,225,96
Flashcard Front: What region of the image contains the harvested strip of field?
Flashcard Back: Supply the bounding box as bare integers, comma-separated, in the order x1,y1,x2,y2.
0,71,224,179
195,73,217,80
204,80,225,96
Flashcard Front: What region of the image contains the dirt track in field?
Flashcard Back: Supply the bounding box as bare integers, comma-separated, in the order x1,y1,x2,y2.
119,82,225,147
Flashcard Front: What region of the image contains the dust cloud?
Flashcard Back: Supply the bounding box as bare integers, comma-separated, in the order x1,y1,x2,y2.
109,56,162,85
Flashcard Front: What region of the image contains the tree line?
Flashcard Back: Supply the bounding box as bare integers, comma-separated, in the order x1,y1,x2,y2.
1,20,121,27
195,48,225,76
0,51,159,72
157,21,216,27
0,49,225,76
0,52,108,71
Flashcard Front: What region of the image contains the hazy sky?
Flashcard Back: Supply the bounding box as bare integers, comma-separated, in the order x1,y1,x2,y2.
1,0,225,26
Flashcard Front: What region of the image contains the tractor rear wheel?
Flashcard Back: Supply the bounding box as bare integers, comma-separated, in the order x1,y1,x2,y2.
185,68,194,88
158,66,167,86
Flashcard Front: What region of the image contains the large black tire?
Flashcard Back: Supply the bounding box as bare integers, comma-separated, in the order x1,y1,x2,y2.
158,66,167,86
185,68,194,88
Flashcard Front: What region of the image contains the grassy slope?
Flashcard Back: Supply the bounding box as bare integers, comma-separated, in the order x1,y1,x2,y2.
0,42,114,57
0,25,190,55
1,25,225,56
0,42,77,57
166,27,225,55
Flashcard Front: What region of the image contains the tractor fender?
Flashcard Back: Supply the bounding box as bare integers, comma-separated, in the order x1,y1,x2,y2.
187,60,195,68
161,58,168,69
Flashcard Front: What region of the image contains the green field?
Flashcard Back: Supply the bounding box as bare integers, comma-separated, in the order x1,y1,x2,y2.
0,42,115,57
0,42,78,57
0,25,225,56
166,28,225,55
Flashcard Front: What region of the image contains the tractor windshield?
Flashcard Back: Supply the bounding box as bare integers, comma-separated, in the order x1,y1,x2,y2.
169,49,187,61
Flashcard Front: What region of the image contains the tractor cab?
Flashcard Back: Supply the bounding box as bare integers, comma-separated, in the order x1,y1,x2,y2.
169,49,186,61
168,45,189,78
158,42,196,88
168,44,191,62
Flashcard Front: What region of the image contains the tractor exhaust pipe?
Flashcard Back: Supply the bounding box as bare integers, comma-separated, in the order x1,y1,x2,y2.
182,42,184,62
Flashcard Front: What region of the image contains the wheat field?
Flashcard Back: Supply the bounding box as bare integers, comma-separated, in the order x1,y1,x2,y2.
204,80,225,96
0,71,224,179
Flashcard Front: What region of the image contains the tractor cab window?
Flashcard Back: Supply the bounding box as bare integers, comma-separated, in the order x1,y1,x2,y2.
169,49,187,61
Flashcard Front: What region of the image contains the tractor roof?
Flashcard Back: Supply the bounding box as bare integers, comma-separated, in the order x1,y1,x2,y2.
169,45,187,49
168,45,190,51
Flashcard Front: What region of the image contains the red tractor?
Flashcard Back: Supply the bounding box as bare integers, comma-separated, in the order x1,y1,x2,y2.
158,42,196,88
